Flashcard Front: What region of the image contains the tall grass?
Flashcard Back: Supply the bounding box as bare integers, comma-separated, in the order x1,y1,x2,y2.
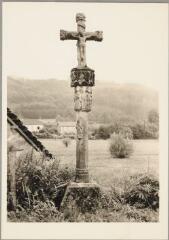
7,151,75,211
8,151,159,222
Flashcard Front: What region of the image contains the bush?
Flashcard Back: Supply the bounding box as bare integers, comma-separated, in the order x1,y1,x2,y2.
148,110,159,125
109,134,133,158
94,126,110,139
92,124,133,140
34,131,54,139
7,154,75,211
8,200,64,222
119,126,133,140
122,174,159,210
8,170,159,222
131,123,158,139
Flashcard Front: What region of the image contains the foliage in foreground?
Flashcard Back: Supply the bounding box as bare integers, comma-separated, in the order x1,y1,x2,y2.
123,174,159,210
8,200,158,222
8,152,159,222
109,133,133,158
8,154,75,211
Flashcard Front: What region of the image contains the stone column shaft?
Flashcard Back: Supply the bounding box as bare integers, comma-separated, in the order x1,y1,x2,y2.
76,111,89,182
73,84,93,183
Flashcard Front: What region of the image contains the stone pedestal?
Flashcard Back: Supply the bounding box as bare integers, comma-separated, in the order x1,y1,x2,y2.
61,182,101,214
60,13,103,213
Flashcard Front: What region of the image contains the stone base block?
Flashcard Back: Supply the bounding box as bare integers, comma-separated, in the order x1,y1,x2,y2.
60,182,101,214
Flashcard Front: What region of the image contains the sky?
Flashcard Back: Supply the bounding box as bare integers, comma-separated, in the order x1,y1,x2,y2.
2,2,168,90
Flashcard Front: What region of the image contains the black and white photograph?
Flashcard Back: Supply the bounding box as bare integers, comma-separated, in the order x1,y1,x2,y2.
1,1,168,239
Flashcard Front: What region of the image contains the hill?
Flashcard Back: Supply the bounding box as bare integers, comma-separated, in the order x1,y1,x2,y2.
7,76,158,124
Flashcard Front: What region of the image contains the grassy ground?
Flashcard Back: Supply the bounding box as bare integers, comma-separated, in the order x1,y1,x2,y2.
8,139,159,222
41,139,159,189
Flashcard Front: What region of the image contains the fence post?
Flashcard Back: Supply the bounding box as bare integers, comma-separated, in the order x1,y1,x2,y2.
8,151,17,210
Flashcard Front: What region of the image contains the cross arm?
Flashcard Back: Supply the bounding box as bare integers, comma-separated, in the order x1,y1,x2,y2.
85,31,103,41
60,30,79,40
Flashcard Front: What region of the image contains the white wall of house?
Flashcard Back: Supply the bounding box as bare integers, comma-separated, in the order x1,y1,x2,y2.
60,126,76,135
25,124,44,132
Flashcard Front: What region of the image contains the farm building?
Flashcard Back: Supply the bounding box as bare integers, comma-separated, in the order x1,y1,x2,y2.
22,119,44,132
7,108,53,158
39,119,56,124
57,121,76,135
7,108,53,209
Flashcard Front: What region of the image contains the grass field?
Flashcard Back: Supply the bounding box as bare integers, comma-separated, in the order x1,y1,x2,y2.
41,139,159,189
8,139,159,222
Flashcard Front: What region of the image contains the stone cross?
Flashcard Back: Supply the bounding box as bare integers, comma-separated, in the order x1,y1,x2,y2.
60,13,102,68
60,13,103,183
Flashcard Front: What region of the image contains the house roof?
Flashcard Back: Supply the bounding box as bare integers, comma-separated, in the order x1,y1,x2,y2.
58,122,76,127
22,119,44,125
7,108,53,159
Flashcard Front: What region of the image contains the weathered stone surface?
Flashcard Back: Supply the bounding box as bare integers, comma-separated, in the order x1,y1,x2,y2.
60,13,103,185
61,182,101,214
74,86,92,112
75,112,89,183
71,67,95,87
60,13,103,68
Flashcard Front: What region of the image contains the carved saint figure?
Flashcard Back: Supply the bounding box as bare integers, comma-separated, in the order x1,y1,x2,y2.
76,13,87,67
76,119,83,139
74,87,82,111
79,73,85,85
86,87,92,111
77,34,86,67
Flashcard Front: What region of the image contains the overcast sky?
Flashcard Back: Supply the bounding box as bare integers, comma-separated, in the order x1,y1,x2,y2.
3,2,168,90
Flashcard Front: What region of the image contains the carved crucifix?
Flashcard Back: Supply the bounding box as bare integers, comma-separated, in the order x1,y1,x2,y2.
60,13,103,183
60,13,103,68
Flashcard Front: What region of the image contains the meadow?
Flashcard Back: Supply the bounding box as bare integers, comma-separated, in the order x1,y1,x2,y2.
41,139,159,189
8,139,159,222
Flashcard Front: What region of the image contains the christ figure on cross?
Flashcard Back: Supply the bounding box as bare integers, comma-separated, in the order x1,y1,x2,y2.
60,13,103,68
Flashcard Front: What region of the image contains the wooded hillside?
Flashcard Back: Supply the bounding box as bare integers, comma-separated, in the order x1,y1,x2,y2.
7,76,158,124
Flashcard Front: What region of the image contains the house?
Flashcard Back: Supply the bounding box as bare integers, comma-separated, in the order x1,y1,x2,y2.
22,119,44,132
7,108,53,158
7,108,53,209
57,122,76,135
39,119,57,124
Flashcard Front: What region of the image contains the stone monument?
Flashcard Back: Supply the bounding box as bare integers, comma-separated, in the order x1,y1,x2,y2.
60,13,103,183
60,13,103,211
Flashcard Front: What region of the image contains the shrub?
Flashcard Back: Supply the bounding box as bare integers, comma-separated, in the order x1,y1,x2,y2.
122,174,159,210
131,123,158,139
94,126,110,139
92,124,133,140
148,109,159,125
7,154,75,211
8,171,159,222
119,126,133,140
62,138,71,147
109,133,133,158
8,200,64,222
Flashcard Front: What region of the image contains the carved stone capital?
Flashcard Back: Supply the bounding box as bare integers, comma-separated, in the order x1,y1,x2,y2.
74,86,92,112
71,67,95,87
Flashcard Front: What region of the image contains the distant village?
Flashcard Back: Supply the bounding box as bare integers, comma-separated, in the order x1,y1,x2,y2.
23,119,76,134
22,118,101,139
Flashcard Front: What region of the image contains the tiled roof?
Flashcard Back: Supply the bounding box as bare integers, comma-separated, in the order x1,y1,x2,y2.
7,108,53,159
58,122,76,127
22,119,44,125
